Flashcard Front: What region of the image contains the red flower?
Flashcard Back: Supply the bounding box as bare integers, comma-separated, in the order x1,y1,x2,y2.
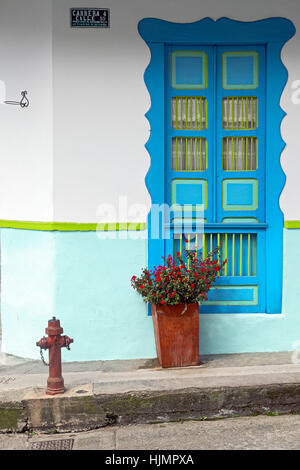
131,246,226,305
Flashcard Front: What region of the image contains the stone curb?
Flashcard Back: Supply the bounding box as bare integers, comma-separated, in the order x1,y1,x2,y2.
2,382,300,433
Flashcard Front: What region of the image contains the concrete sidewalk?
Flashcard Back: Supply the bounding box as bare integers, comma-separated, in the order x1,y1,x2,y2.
2,414,300,450
1,351,300,433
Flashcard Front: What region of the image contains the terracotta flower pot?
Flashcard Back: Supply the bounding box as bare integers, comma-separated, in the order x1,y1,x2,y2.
151,302,199,368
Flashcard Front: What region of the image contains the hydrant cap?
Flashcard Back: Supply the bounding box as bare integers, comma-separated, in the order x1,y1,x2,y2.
46,317,63,335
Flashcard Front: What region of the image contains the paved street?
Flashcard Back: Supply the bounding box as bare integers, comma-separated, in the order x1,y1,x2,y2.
2,414,300,450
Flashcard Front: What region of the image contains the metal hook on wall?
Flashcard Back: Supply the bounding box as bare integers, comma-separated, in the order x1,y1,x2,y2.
4,90,29,108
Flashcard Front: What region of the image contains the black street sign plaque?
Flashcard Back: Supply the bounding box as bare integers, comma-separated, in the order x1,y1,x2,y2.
70,8,110,28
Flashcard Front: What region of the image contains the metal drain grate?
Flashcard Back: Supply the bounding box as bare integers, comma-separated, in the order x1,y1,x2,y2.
30,438,74,450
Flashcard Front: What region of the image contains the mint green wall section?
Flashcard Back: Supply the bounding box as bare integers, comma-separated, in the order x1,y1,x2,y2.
53,231,155,361
1,229,56,359
1,228,300,360
0,229,156,361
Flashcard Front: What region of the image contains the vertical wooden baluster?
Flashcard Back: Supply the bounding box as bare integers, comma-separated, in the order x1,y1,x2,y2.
185,97,188,130
217,233,220,277
226,138,229,171
193,138,196,171
241,97,244,129
227,97,229,130
256,138,258,170
181,137,183,171
185,138,188,171
240,233,243,276
181,97,183,130
200,138,202,171
200,97,202,130
248,233,251,276
232,233,235,277
241,137,244,171
225,233,228,276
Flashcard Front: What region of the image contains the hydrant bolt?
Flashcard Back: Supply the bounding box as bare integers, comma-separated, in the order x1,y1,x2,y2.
36,336,48,350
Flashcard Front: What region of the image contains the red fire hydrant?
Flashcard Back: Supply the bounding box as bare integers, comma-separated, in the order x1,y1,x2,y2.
36,317,73,395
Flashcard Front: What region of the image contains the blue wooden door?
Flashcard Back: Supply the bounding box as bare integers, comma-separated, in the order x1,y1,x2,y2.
165,44,267,313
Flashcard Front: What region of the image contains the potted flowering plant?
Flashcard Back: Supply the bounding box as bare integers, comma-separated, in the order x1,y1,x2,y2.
131,247,226,368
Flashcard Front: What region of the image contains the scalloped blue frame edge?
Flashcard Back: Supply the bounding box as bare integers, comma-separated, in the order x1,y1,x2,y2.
138,17,296,314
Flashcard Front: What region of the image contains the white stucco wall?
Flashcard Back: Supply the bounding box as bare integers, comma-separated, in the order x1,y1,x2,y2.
0,0,53,221
0,0,300,222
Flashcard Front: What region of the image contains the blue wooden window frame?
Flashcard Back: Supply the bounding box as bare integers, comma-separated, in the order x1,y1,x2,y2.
138,17,295,314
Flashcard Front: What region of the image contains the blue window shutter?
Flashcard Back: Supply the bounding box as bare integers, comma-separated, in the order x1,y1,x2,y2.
138,17,295,314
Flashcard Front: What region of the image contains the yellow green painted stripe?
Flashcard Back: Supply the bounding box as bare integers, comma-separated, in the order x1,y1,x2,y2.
1,219,297,231
0,220,147,232
284,221,300,229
